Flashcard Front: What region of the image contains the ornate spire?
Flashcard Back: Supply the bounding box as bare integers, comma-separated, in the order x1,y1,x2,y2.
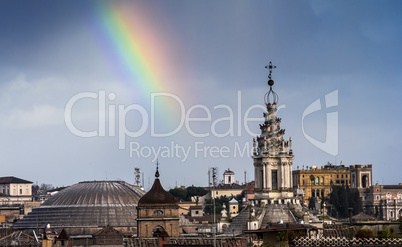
155,160,160,178
264,61,279,104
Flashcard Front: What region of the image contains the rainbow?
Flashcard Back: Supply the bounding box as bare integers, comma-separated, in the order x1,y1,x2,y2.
91,2,189,131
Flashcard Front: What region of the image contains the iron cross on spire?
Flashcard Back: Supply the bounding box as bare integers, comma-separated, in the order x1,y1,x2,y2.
265,61,277,80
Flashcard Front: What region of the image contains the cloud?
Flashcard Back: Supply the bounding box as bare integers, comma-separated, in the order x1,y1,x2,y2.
1,104,63,128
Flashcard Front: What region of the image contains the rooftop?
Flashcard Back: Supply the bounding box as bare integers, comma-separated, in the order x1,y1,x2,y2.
0,176,33,184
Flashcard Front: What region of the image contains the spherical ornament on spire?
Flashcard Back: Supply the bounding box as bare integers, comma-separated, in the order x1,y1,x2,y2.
268,79,274,86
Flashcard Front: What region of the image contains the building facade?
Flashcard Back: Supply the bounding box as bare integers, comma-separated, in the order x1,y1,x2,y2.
223,169,235,185
207,169,245,199
350,164,373,190
0,176,33,204
292,163,350,204
137,166,179,238
359,183,402,221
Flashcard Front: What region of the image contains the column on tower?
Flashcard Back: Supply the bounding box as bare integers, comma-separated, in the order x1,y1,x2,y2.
283,162,289,188
254,165,259,190
289,162,293,189
266,162,271,190
263,163,266,190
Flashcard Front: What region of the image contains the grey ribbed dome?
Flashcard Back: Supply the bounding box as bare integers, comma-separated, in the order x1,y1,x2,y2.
14,181,145,234
42,181,143,206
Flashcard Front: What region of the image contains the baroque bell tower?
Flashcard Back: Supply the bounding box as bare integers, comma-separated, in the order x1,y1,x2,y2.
253,62,294,201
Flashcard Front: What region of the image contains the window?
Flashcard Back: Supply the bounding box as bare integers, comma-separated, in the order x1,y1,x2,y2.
362,175,368,188
337,175,339,178
20,189,22,194
346,175,348,178
315,177,319,185
341,175,344,178
320,177,324,185
321,190,324,197
336,180,340,184
302,180,305,185
272,170,278,190
233,206,236,209
376,195,379,200
312,189,315,197
154,210,163,216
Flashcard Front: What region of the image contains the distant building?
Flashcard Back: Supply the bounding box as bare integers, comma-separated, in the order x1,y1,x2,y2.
14,180,145,235
359,183,402,221
0,176,33,204
207,169,245,199
292,163,351,204
223,169,235,184
0,176,34,224
229,198,239,217
350,164,373,190
137,165,179,238
179,205,216,235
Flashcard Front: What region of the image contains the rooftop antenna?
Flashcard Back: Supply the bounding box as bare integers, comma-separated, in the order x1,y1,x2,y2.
208,167,218,247
244,170,247,184
134,167,141,187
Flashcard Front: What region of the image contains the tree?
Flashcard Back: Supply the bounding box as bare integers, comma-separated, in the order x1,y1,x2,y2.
308,197,316,210
204,195,230,215
329,185,362,218
168,186,208,203
356,228,373,239
40,183,53,191
186,186,208,204
168,188,187,201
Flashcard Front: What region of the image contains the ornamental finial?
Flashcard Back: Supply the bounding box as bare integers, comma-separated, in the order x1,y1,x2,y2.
264,61,279,104
155,160,160,178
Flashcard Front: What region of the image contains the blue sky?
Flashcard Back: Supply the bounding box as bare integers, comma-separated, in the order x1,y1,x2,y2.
0,1,401,189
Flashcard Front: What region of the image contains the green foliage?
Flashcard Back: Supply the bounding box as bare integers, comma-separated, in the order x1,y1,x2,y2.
168,188,187,201
204,195,230,215
168,186,208,203
308,197,316,210
399,216,402,232
288,230,306,244
329,185,362,218
186,186,208,203
379,226,395,239
276,231,288,247
355,228,374,239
